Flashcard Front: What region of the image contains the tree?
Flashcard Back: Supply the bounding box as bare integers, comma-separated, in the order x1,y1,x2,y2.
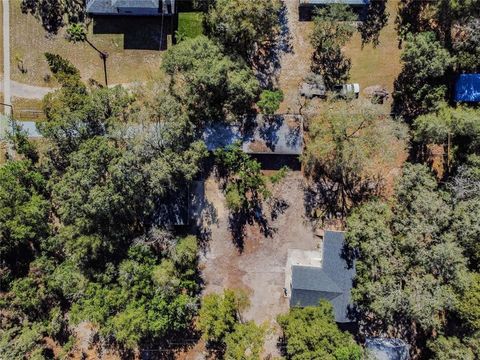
393,32,453,120
359,0,389,47
70,243,198,349
456,273,480,332
197,289,249,345
303,101,408,215
204,0,281,61
428,336,475,360
215,142,270,213
0,64,207,356
51,136,144,242
0,321,47,360
21,0,85,34
310,4,356,88
277,301,362,360
224,322,266,360
453,17,480,72
0,161,49,287
257,90,283,115
413,105,480,167
66,23,109,86
346,163,470,349
162,36,260,123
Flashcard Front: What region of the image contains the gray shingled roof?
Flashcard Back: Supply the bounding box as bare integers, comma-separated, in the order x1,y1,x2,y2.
290,230,355,323
203,115,303,155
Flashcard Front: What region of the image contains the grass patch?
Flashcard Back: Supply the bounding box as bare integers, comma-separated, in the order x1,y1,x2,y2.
178,12,204,39
343,0,402,105
12,98,45,121
9,2,164,86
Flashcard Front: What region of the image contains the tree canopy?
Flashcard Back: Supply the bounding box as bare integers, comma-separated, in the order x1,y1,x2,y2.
0,160,49,287
346,163,476,354
303,101,407,215
310,4,356,88
393,32,453,120
204,0,281,62
162,35,260,123
277,301,362,360
0,56,207,357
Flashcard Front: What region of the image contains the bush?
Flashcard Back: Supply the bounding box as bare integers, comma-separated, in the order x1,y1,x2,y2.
257,90,283,115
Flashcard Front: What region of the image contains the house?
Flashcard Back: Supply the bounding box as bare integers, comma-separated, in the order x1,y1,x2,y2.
285,230,355,323
203,114,304,169
86,0,176,16
299,0,370,7
454,74,480,103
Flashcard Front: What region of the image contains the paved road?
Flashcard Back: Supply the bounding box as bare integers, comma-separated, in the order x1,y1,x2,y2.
0,79,140,100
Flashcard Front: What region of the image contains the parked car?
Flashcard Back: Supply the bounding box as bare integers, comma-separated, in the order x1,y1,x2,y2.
333,83,360,98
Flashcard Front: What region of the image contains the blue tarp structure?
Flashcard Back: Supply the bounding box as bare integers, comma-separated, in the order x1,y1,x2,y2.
455,74,480,102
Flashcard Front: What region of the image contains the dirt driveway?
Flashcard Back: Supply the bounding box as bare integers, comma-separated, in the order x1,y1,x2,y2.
198,172,318,357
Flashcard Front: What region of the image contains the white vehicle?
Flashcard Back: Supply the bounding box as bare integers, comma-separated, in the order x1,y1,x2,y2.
333,83,360,98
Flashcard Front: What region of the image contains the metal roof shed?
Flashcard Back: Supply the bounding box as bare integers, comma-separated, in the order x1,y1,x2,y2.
203,115,304,156
455,74,480,103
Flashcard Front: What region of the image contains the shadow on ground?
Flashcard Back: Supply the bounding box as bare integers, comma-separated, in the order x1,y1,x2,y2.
92,15,177,50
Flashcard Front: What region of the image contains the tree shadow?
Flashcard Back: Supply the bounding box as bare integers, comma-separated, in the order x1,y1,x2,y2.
311,46,352,89
228,204,277,253
139,327,202,360
251,2,293,88
358,0,389,48
304,174,382,223
188,180,218,255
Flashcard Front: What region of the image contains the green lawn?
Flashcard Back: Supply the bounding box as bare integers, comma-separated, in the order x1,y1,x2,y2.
178,12,204,40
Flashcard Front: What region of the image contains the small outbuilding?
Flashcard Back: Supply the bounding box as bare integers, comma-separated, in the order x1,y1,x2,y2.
285,230,355,323
454,74,480,103
365,338,410,360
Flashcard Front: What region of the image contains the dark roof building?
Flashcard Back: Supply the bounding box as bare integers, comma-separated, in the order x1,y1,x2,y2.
86,0,176,15
455,74,480,103
299,0,369,7
203,115,303,156
287,230,355,323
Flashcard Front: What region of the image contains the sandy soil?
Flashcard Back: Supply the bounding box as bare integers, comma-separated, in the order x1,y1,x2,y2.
197,172,318,358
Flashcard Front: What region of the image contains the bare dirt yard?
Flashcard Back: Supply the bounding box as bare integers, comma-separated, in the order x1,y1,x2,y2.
197,172,318,358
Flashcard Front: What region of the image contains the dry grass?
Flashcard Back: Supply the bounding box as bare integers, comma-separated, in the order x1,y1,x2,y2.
12,97,45,120
10,1,164,86
344,0,402,100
